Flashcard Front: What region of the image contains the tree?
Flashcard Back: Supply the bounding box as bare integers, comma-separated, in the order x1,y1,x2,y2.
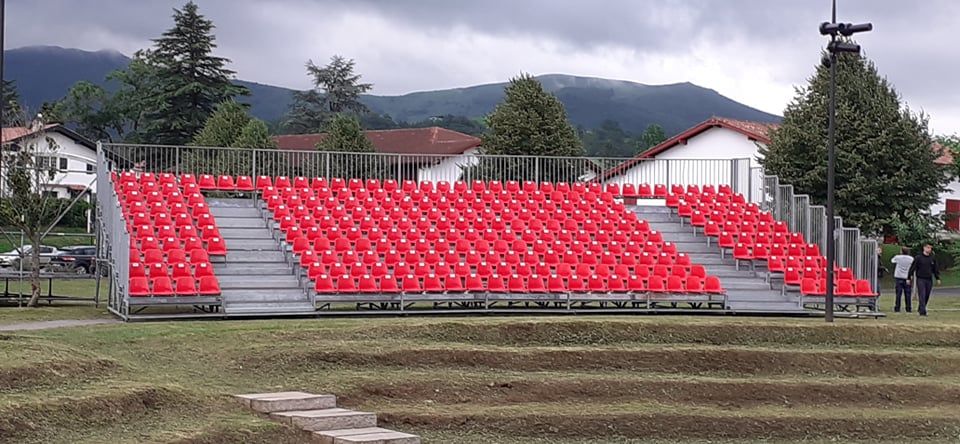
189,100,275,175
2,79,23,123
638,123,667,153
139,1,247,145
759,47,948,235
473,74,584,182
52,81,124,142
284,55,372,134
315,114,377,179
938,134,960,177
192,100,251,147
0,121,72,307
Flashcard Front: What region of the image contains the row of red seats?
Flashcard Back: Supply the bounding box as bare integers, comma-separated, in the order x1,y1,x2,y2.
299,245,689,265
801,278,876,297
129,276,221,297
305,261,705,281
314,273,724,295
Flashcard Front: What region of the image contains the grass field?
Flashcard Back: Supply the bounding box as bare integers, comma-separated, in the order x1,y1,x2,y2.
2,294,960,443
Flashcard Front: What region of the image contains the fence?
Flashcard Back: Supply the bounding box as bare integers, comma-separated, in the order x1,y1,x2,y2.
97,147,129,316
99,143,755,194
762,175,878,290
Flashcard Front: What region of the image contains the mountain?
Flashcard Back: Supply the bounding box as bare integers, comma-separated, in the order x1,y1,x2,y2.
4,46,780,136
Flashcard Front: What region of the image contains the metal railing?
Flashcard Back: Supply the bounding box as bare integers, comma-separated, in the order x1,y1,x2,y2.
97,146,129,317
99,143,753,192
762,174,878,291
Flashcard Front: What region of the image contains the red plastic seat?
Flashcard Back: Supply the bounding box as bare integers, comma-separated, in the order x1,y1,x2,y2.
236,175,255,191
130,277,151,297
217,175,236,190
336,275,357,293
151,276,175,297
487,275,507,292
508,274,528,293
800,277,821,296
836,279,856,296
174,276,198,296
315,274,336,293
198,275,221,296
206,237,227,256
855,280,876,297
194,262,214,278
402,274,423,293
704,276,724,294
648,276,666,292
189,249,210,265
380,275,399,293
685,276,704,293
358,275,379,293
198,174,216,190
666,275,684,293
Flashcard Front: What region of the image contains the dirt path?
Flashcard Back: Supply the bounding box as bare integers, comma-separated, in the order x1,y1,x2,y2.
0,319,118,331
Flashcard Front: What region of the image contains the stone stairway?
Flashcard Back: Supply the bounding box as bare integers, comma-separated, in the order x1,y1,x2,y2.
235,391,420,443
633,205,807,313
208,198,315,315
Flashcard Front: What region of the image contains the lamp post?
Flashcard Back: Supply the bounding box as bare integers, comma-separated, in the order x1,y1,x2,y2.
819,0,871,322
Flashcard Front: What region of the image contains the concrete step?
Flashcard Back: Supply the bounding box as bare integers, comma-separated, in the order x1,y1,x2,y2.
270,408,378,432
235,392,337,413
224,301,316,314
224,292,310,304
221,227,275,239
631,205,672,214
224,239,281,251
727,300,805,312
635,213,675,223
227,251,286,262
218,218,267,228
323,430,421,444
314,428,417,444
215,264,294,275
668,243,717,254
210,207,262,218
220,275,302,289
206,197,257,208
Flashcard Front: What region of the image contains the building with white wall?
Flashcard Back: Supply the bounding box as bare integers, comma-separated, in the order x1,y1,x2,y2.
273,127,482,182
1,124,97,200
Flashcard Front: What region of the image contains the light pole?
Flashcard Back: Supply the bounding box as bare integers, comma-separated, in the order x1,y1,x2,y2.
819,0,871,322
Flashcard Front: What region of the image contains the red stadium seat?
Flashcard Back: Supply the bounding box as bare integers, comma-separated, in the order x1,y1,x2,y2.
704,276,724,294
198,276,221,296
217,175,236,190
130,277,151,297
315,274,336,293
855,280,876,297
666,275,684,293
174,276,198,296
236,175,255,191
151,276,175,297
800,278,821,296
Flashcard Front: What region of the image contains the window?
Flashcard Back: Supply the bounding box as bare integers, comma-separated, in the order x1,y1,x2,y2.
59,157,68,171
86,163,95,173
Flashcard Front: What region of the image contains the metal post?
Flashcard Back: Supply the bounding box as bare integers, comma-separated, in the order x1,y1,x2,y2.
825,37,837,323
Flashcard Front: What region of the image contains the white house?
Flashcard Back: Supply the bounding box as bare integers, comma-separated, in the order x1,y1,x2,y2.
1,123,98,200
603,116,959,229
272,127,482,182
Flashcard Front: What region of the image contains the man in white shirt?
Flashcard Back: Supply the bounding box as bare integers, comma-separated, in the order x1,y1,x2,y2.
891,247,914,313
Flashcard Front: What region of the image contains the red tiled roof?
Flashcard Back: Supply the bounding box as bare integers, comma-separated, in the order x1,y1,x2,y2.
934,142,953,166
2,123,96,149
272,127,481,155
1,124,59,143
601,117,779,180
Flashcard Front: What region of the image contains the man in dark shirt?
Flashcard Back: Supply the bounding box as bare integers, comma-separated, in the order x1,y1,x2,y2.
907,244,940,316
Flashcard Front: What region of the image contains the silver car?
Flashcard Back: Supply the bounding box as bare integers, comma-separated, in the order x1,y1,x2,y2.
0,245,61,270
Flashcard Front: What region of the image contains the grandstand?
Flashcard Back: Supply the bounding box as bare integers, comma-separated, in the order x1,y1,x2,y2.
95,144,879,320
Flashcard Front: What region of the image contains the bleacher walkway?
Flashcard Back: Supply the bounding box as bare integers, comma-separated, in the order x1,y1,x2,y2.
635,205,806,313
209,198,315,315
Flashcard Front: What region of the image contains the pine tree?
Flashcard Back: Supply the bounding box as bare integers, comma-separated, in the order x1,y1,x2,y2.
759,47,949,235
141,1,247,145
317,114,374,152
284,55,372,134
473,74,584,182
638,123,667,154
2,79,23,124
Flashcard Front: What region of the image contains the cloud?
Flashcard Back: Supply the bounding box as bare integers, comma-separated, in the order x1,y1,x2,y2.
5,0,960,132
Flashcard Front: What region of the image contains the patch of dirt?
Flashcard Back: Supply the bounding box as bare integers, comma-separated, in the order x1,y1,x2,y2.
0,358,120,391
340,378,960,409
380,412,960,441
357,320,960,348
171,424,316,444
0,386,197,442
243,347,960,378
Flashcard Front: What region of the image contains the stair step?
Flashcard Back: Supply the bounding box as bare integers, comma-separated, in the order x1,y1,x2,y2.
270,408,378,432
224,239,281,251
224,292,310,303
215,265,293,276
206,197,257,208
322,430,421,444
218,218,267,228
221,228,275,239
224,302,316,314
235,392,337,413
210,207,262,218
226,251,286,262
220,275,300,287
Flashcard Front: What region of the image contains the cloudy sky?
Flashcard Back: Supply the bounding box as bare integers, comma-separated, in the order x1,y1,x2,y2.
7,0,960,133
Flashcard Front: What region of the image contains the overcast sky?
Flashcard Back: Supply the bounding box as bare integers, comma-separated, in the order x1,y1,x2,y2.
7,0,960,133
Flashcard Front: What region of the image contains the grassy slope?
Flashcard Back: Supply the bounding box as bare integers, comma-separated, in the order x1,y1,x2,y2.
2,307,960,443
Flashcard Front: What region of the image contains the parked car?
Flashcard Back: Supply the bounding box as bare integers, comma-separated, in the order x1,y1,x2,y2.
0,245,61,270
51,246,98,274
